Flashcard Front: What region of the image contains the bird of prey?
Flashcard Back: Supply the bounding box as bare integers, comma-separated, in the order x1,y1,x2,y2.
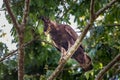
40,16,93,72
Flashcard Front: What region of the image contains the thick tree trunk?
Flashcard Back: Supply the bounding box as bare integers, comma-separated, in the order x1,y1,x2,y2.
3,0,30,80
18,28,25,80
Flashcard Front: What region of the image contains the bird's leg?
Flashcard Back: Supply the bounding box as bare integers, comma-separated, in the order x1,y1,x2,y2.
59,41,71,64
59,47,67,64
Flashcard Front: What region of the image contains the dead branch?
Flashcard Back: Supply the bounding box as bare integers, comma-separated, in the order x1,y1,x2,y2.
95,53,120,80
105,24,120,27
48,0,117,80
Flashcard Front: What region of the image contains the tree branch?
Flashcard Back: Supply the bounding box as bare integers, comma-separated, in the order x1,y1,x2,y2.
90,0,95,22
3,0,20,32
48,0,117,80
0,37,52,62
105,23,120,27
22,0,30,26
95,0,117,18
0,49,18,62
95,54,120,80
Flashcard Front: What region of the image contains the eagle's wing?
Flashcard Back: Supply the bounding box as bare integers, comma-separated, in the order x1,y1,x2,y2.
64,25,78,41
52,41,61,51
64,25,84,49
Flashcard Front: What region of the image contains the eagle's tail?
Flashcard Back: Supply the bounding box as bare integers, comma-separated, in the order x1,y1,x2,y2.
80,53,93,72
72,52,93,72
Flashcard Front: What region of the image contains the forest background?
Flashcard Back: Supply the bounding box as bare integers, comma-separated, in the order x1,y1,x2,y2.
0,0,120,80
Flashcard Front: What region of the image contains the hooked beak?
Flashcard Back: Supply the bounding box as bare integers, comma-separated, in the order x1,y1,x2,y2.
38,16,49,22
45,31,49,35
44,26,51,35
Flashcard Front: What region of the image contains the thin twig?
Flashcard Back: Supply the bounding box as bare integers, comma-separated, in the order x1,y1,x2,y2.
0,49,18,62
95,54,120,80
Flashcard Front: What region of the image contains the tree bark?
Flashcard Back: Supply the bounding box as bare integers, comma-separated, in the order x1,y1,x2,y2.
3,0,30,80
18,28,25,80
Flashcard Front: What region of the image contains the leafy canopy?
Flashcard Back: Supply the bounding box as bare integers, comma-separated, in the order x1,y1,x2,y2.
0,0,120,80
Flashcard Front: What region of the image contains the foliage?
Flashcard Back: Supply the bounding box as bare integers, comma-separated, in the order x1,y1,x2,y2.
0,0,120,80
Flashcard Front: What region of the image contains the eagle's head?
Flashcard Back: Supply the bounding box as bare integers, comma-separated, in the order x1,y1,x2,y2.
39,16,52,35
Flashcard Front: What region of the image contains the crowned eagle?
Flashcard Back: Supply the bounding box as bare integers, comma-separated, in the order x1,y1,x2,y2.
40,17,93,72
